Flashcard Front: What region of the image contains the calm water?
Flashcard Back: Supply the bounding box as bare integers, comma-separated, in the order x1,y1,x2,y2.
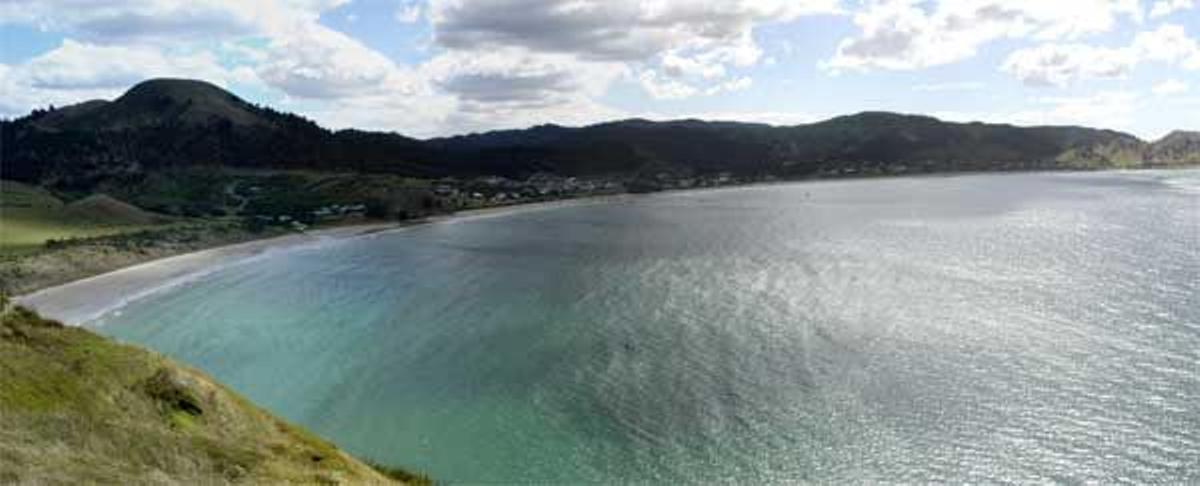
96,170,1200,483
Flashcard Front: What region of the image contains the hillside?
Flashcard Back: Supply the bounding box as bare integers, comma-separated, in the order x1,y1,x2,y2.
2,78,1198,192
61,194,167,224
0,297,426,484
0,181,177,255
1148,131,1200,165
26,79,267,132
0,79,436,186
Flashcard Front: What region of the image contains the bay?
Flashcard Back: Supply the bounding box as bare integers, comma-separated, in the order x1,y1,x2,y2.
97,170,1200,483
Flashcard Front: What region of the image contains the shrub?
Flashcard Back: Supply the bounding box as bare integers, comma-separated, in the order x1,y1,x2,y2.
365,199,390,219
365,460,432,485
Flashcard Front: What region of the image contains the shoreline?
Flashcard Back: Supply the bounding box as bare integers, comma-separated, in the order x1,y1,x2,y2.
14,165,1196,326
15,223,396,326
13,194,633,326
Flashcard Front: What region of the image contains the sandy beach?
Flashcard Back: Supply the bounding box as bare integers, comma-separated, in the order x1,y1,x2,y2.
13,223,398,325
14,194,634,326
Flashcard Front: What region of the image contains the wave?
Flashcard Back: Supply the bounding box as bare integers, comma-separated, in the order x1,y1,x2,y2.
23,228,381,327
1159,170,1200,195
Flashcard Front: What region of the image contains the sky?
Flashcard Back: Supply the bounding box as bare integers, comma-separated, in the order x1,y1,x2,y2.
0,0,1197,139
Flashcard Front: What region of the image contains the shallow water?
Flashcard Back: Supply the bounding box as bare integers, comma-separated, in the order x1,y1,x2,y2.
97,170,1200,483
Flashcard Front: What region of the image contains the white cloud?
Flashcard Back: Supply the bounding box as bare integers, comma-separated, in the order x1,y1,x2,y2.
638,71,753,100
662,52,727,80
826,0,1144,72
429,0,840,100
0,1,256,43
706,76,753,96
639,71,700,100
430,0,840,61
0,39,258,118
0,1,375,99
637,109,822,126
424,48,621,105
26,40,242,90
1149,0,1194,18
0,0,465,135
934,90,1142,131
1132,23,1200,67
413,47,624,133
1002,24,1200,87
256,22,408,99
282,86,456,138
439,96,622,135
1015,91,1142,129
0,42,267,121
0,1,355,45
1001,43,1137,87
1,0,843,131
913,81,986,92
395,1,424,23
1153,79,1190,95
0,0,1187,138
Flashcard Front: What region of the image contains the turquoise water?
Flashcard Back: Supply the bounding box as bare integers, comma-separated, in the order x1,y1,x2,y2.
97,170,1200,483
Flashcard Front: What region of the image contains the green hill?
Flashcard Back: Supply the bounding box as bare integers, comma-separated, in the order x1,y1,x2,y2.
0,297,427,485
60,194,167,225
26,78,269,132
0,181,175,255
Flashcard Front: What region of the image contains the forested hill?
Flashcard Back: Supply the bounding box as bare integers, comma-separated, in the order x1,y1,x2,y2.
2,78,1195,190
0,79,436,188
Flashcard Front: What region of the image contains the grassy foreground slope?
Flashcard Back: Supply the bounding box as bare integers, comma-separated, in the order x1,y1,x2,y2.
0,297,427,485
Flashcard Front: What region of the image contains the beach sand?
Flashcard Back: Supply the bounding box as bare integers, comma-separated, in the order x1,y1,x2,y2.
14,223,397,325
14,194,633,326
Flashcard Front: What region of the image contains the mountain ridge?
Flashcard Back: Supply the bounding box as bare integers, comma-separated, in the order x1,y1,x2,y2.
2,78,1196,190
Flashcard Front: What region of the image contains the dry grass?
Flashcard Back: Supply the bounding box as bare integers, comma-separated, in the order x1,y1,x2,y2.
0,222,282,295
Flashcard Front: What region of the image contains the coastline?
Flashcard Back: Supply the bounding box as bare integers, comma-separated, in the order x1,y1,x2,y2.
15,165,1196,326
15,223,396,325
14,194,633,326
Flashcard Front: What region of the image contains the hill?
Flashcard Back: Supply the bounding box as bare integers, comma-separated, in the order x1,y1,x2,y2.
0,79,436,187
425,112,1183,177
1148,131,1200,165
2,78,1198,192
61,194,167,225
0,181,177,255
0,297,426,484
26,79,268,132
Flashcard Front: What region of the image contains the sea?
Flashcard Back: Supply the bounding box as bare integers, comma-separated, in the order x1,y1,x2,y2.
94,169,1200,483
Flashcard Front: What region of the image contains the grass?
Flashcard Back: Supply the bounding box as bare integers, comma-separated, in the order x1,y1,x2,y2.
0,304,430,484
0,220,285,295
367,460,435,484
1,172,412,295
0,180,176,255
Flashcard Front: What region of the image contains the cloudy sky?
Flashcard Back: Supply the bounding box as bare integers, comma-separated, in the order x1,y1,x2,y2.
1,0,1197,139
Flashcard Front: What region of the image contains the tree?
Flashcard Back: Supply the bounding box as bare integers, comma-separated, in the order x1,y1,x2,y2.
364,199,390,219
